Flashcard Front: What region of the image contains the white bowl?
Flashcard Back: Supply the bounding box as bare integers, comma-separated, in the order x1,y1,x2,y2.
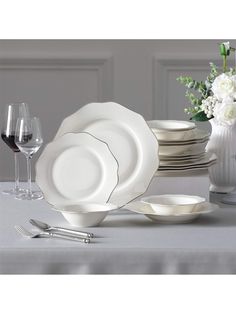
148,122,209,142
52,203,118,227
141,194,206,215
148,120,196,132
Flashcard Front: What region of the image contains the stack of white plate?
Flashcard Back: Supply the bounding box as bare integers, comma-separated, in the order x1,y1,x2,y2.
147,120,217,175
36,102,159,224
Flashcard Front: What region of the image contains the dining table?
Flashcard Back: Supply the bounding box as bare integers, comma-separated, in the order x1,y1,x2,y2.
1,181,236,274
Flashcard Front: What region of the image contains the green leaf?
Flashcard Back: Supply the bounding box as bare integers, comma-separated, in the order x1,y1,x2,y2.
209,62,218,75
185,91,202,106
190,111,210,121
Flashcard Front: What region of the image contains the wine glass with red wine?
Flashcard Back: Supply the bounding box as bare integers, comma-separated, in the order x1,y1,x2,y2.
1,103,30,195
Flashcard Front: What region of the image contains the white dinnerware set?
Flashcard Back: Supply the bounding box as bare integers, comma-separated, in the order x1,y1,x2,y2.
35,102,218,227
148,120,217,175
127,194,219,224
36,102,159,227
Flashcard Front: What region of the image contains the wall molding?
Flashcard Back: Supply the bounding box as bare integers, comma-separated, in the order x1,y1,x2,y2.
153,54,224,119
0,54,113,102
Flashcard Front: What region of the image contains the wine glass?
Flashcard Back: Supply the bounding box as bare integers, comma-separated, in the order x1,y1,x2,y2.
15,117,43,200
1,102,30,195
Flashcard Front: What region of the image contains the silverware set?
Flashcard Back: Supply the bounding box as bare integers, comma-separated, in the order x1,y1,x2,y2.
15,219,94,243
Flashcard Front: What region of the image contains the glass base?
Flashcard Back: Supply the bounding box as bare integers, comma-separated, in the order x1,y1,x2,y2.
2,188,26,196
15,191,43,201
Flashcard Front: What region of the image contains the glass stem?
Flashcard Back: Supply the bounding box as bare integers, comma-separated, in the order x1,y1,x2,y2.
26,155,32,196
14,152,20,192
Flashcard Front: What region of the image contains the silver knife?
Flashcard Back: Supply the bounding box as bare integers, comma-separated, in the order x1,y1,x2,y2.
29,219,94,239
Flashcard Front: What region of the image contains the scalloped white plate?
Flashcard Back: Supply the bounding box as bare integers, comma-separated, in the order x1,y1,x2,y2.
36,132,119,207
159,140,208,156
148,123,209,142
125,201,219,224
159,152,216,166
54,102,159,206
159,151,206,161
148,120,196,132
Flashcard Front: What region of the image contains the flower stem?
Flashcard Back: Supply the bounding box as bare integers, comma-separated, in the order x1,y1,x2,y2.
223,55,227,72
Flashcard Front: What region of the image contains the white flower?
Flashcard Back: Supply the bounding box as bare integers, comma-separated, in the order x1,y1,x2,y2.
212,73,236,100
213,97,236,126
201,96,217,118
223,41,230,51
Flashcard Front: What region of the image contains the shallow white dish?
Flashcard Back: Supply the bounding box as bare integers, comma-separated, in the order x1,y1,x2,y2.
159,162,216,171
158,136,209,146
159,151,205,161
36,132,119,207
159,152,216,167
54,102,159,206
157,164,214,171
159,140,207,156
149,124,209,142
158,157,217,171
141,194,206,215
125,201,218,224
159,156,217,171
148,120,196,132
155,168,209,177
53,203,118,227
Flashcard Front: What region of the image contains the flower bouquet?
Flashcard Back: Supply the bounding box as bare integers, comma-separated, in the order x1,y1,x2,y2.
177,41,236,126
177,42,236,196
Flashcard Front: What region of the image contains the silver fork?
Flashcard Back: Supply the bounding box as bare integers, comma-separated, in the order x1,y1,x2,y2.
15,225,90,243
29,219,94,239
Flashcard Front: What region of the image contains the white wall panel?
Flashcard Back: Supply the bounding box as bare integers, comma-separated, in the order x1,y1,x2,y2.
0,40,233,181
0,55,112,180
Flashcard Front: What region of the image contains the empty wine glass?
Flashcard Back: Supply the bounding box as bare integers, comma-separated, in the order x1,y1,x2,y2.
15,117,43,200
1,102,30,195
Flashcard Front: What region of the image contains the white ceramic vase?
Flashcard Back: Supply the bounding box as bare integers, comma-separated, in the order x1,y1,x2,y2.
206,119,236,193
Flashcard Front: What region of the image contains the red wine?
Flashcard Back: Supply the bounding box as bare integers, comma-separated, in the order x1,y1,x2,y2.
1,133,33,152
1,133,20,152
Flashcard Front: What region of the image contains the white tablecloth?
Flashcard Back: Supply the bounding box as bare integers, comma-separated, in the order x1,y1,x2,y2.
1,182,236,274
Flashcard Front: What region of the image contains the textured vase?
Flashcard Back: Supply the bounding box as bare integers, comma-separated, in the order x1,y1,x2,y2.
206,119,236,193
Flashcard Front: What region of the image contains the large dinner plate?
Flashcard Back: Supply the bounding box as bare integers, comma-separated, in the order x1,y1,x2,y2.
155,168,208,177
159,140,207,156
158,162,216,171
159,153,217,169
159,151,205,161
158,136,210,146
155,166,212,176
55,102,159,206
35,132,119,207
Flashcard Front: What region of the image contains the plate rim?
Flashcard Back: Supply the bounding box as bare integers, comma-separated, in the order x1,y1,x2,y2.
35,131,120,207
54,102,159,206
125,201,219,216
147,120,196,131
149,125,210,142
